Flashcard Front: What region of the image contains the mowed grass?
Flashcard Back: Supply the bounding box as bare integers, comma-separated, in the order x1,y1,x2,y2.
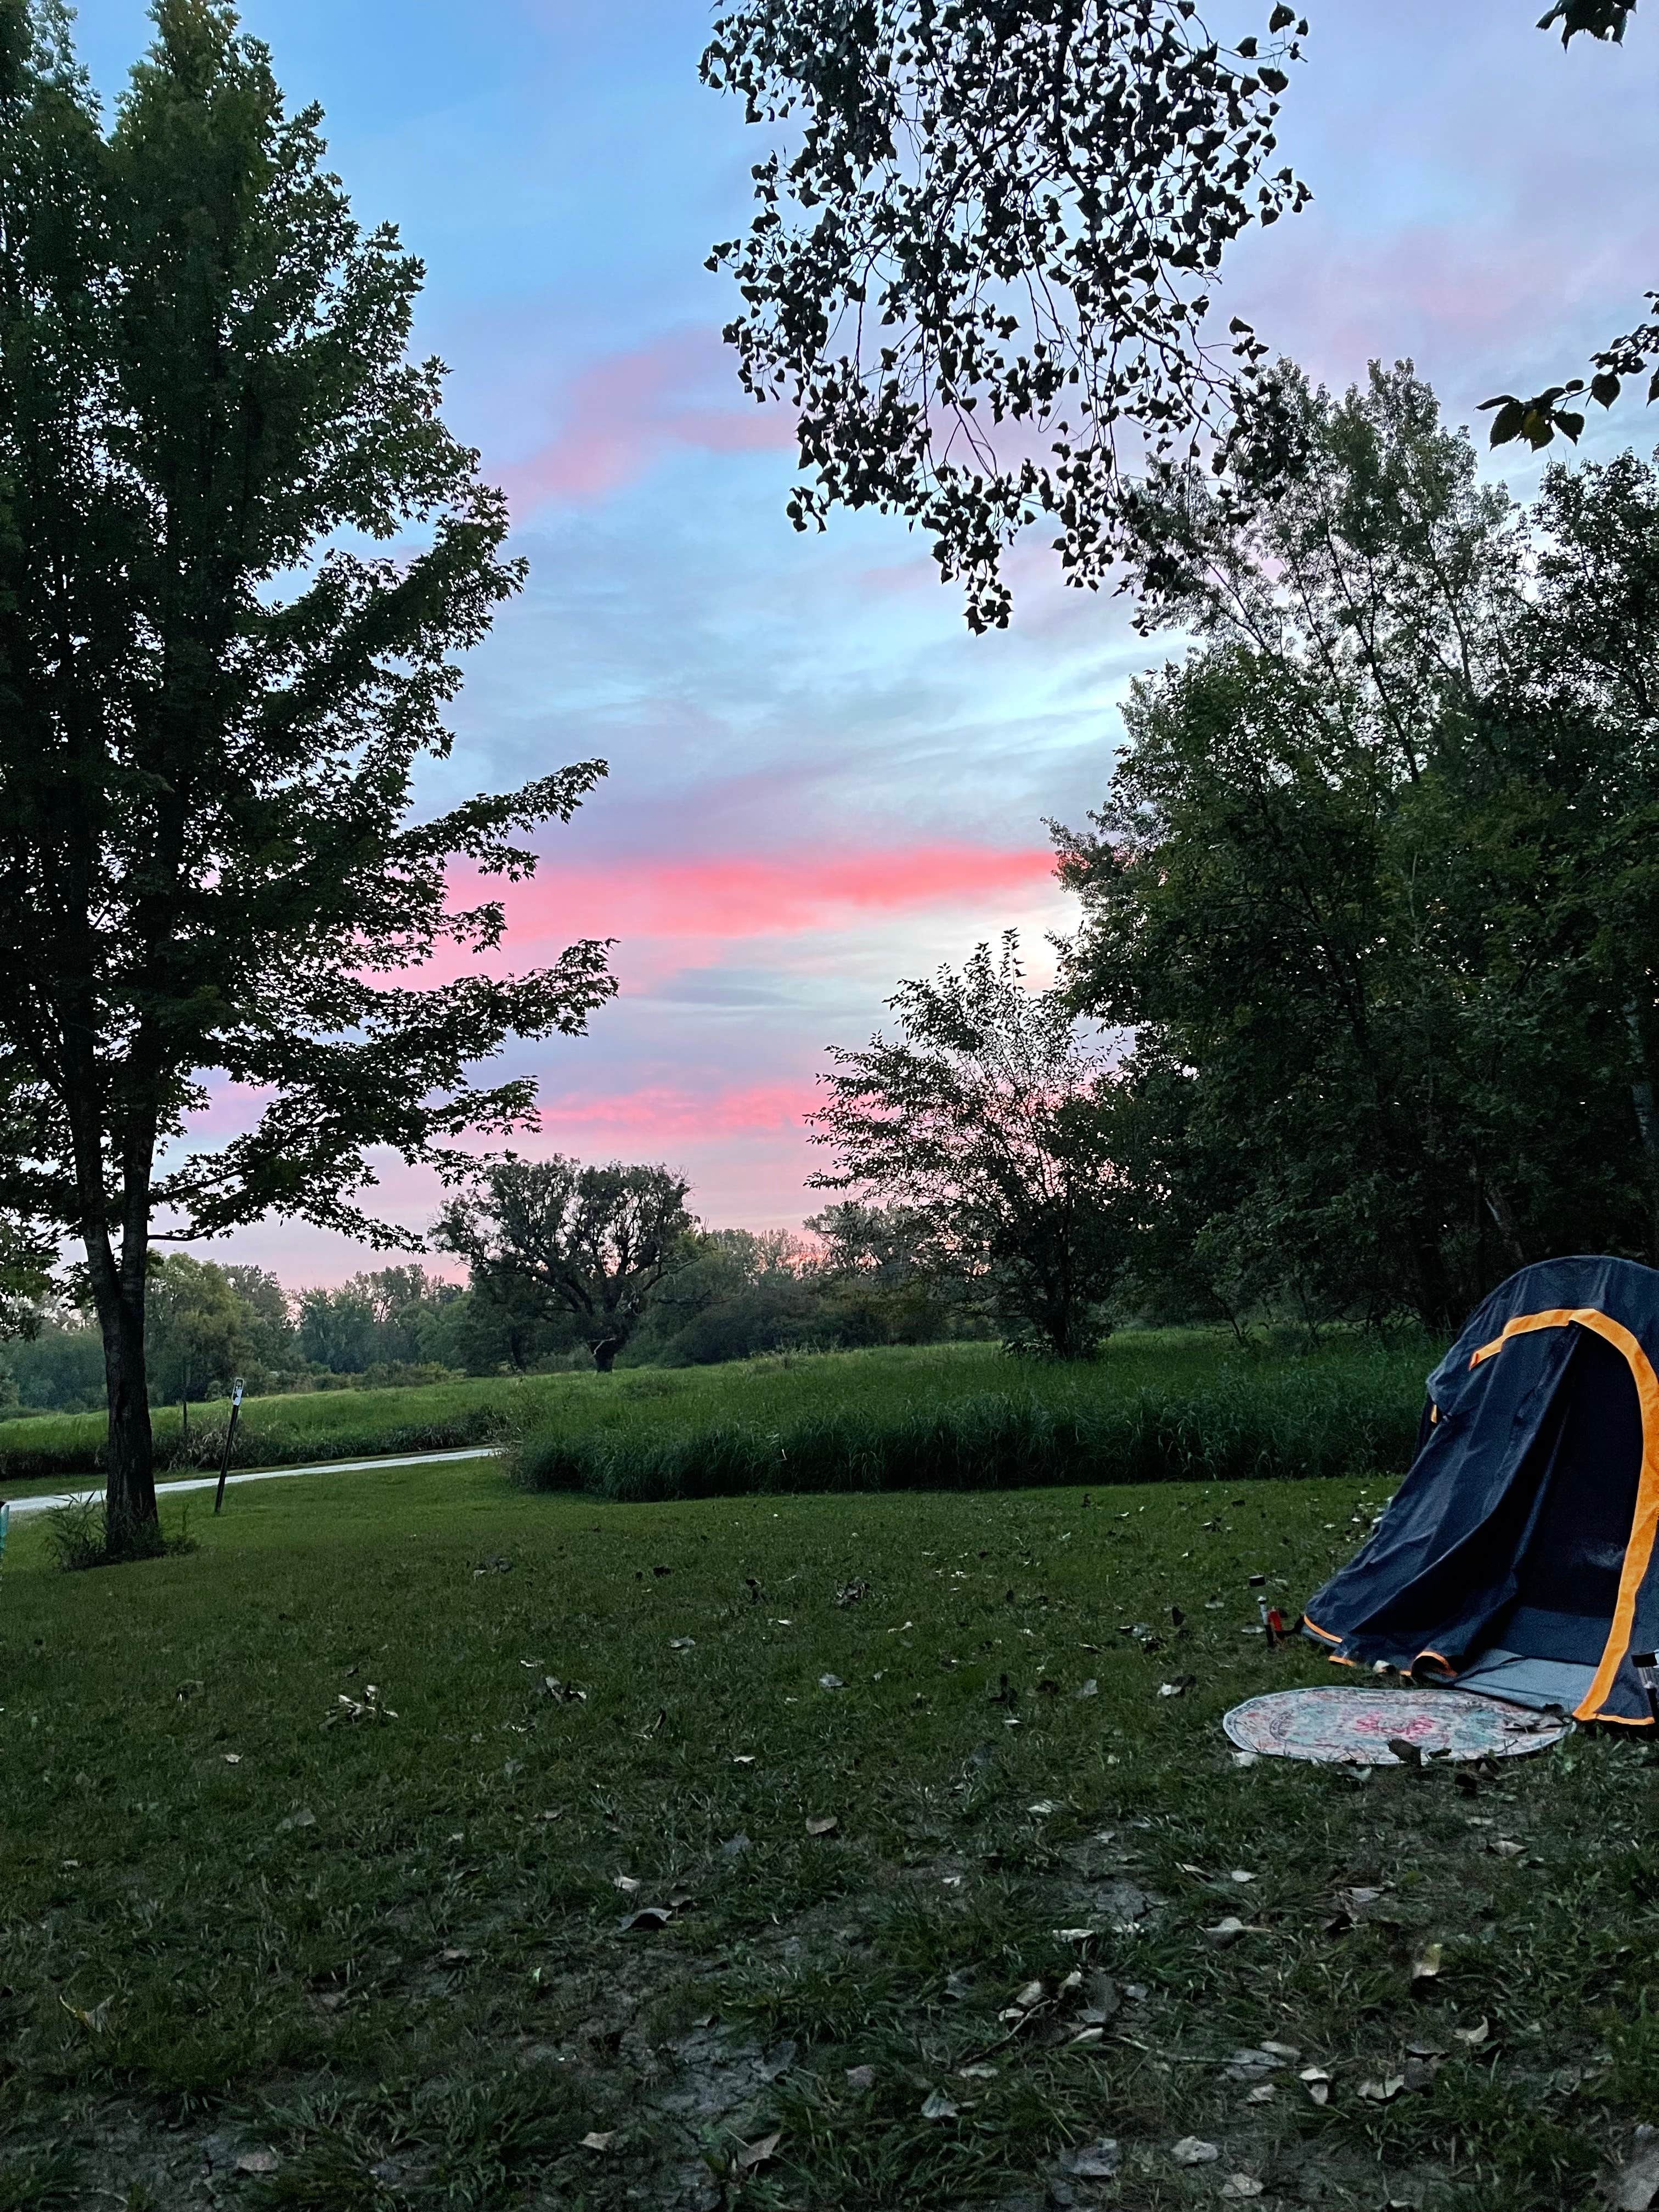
3,1457,1656,2210
0,1330,1431,1493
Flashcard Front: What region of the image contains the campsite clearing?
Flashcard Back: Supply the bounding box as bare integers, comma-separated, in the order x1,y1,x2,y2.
3,1457,1655,2209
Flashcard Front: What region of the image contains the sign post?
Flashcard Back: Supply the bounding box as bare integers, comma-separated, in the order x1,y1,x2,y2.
213,1378,245,1516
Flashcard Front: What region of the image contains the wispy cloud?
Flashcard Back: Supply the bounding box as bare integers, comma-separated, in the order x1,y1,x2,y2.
496,324,796,514
465,840,1062,949
538,1079,812,1138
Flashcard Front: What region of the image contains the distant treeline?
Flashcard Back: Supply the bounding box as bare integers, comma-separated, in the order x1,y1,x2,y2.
0,1215,989,1418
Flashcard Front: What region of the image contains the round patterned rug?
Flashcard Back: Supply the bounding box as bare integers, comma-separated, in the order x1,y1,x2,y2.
1222,1686,1571,1764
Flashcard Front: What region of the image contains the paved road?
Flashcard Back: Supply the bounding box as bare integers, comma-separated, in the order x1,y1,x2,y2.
2,1443,503,1519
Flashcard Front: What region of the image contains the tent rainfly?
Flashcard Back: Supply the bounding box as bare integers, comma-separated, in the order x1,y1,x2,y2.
1304,1255,1659,1726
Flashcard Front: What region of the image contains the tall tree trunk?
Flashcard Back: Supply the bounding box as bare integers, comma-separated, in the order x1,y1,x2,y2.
74,1108,159,1544
100,1280,156,1541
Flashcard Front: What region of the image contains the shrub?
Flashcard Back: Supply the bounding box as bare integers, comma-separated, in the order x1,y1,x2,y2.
46,1495,196,1571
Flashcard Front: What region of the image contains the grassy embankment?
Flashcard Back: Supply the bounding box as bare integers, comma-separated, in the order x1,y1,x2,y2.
0,1329,1434,1499
3,1440,1654,2210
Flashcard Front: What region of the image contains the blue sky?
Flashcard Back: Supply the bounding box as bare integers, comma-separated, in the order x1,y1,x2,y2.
74,1,1659,1282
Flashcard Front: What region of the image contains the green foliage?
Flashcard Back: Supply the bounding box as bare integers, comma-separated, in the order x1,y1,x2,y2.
437,1155,698,1370
147,1251,288,1408
0,0,613,1525
811,934,1131,1358
294,1265,462,1375
702,0,1310,629
1060,364,1659,1328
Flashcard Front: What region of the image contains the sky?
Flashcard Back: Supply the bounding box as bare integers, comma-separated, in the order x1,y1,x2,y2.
74,0,1659,1283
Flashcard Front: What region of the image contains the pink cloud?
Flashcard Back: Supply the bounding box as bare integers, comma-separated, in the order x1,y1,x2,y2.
465,840,1063,949
538,1081,813,1139
497,325,797,514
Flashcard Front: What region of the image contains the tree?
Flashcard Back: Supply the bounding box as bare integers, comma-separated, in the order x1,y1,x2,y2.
436,1157,698,1371
0,3,613,1545
145,1252,257,1421
702,0,1310,630
809,934,1130,1357
1057,364,1659,1328
706,0,1659,616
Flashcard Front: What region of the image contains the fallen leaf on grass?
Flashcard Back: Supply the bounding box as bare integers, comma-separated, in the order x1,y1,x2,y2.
805,1814,839,1837
836,1580,868,1607
1172,2137,1220,2165
538,1677,587,1704
580,2132,616,2153
234,2151,279,2176
1453,2017,1489,2047
1260,2040,1301,2059
817,1673,845,1692
1228,1869,1256,1884
1611,2138,1659,2211
1158,1677,1196,1698
1205,1917,1266,1948
1411,1942,1444,1988
921,2090,958,2121
1012,1979,1047,2010
668,1637,695,1652
732,1754,755,1767
845,2064,876,2091
1221,2178,1263,2201
1027,1798,1058,1816
1244,2084,1276,2104
1074,1679,1099,1700
437,1946,471,1966
1358,2075,1406,2103
619,1903,684,1932
1300,2067,1331,2105
276,1808,316,1833
1489,1837,1525,1858
222,1753,242,1765
612,1875,641,1894
59,1996,111,2033
958,2062,998,2080
326,1685,398,1726
733,2132,782,2172
1059,2141,1120,2180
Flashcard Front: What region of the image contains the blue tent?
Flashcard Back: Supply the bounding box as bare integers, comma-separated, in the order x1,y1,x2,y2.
1304,1256,1659,1725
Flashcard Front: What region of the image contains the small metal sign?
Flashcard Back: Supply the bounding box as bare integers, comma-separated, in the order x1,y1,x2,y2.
215,1380,248,1514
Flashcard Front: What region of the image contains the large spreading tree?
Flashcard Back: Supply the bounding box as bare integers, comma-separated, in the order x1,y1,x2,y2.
436,1156,697,1371
0,1,613,1543
1057,365,1659,1329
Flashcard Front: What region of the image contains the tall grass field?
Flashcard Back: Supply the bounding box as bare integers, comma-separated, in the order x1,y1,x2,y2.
512,1331,1434,1500
0,1330,1436,1497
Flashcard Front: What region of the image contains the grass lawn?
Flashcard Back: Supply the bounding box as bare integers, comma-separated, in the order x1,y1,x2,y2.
3,1454,1652,2211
